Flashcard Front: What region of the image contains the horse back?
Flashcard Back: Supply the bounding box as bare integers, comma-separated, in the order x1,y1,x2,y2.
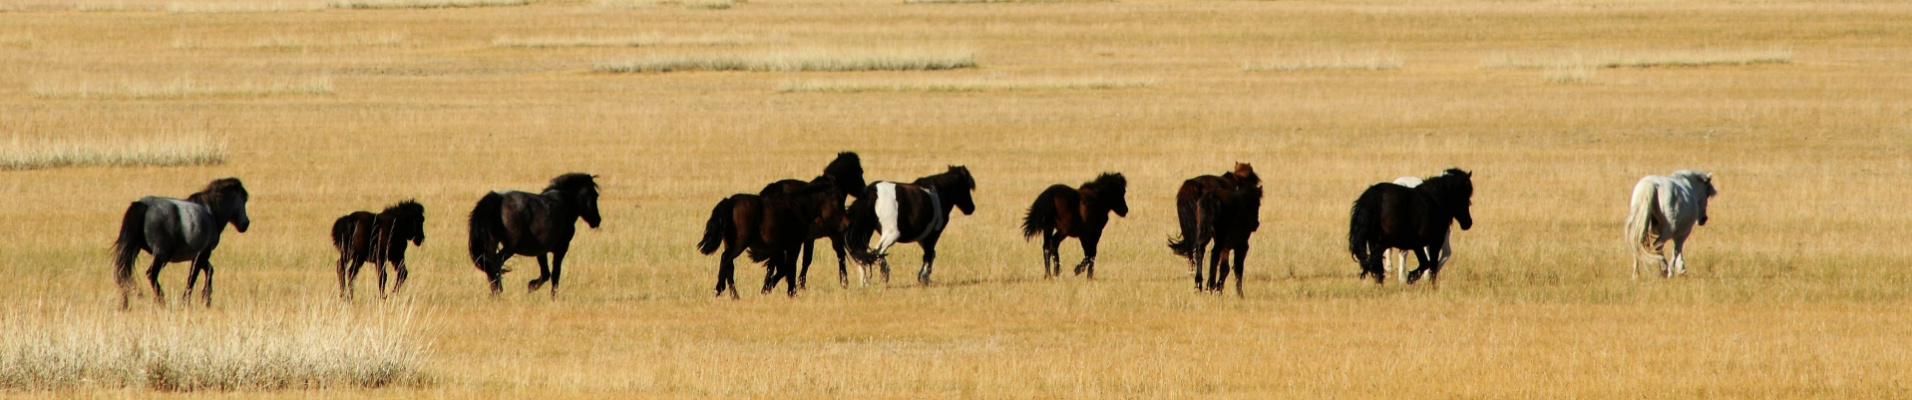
332,211,376,258
1363,183,1440,246
495,191,561,255
139,196,216,260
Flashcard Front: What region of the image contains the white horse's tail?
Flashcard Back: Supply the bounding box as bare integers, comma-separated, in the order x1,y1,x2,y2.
1624,180,1663,275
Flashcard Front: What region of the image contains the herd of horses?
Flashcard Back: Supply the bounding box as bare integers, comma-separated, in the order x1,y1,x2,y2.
106,152,1718,307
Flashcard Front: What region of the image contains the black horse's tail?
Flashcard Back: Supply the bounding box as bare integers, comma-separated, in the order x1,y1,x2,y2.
845,194,881,265
113,201,148,294
1168,193,1218,257
697,197,735,255
1020,191,1055,241
468,192,506,272
330,215,356,253
1348,191,1380,268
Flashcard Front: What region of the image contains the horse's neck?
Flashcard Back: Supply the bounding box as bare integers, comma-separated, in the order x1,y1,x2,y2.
539,191,580,221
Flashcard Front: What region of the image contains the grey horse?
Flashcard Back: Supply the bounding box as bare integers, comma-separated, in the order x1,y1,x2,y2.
112,177,252,309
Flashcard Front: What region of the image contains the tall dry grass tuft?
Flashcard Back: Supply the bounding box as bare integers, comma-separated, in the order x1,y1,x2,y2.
593,48,976,73
0,304,430,390
1244,52,1403,72
778,77,1152,93
0,135,227,170
1482,48,1792,69
492,33,754,48
331,0,528,9
32,76,333,99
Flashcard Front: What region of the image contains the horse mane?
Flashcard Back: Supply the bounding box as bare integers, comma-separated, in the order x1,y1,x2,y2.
382,199,426,219
1421,168,1474,205
915,166,976,191
545,173,599,194
1672,170,1716,196
187,177,247,206
789,175,841,197
1084,172,1127,194
1226,163,1260,188
825,152,863,178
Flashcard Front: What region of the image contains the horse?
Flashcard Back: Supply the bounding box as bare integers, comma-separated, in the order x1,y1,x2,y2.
845,166,977,286
1021,172,1128,280
1347,168,1474,287
1366,176,1452,284
1197,185,1262,297
1625,170,1716,279
1169,163,1259,290
757,152,865,289
330,200,425,300
111,177,251,309
698,176,848,298
467,173,602,298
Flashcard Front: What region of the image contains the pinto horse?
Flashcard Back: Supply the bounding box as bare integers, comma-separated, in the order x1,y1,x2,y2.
698,177,848,298
331,200,425,300
467,173,602,298
1626,170,1716,279
846,166,977,286
112,177,251,309
1021,172,1128,280
1368,176,1452,284
1169,163,1259,289
757,152,865,289
1348,168,1475,286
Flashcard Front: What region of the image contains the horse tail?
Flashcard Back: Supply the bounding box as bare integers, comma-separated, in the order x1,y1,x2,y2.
845,193,881,265
697,197,735,255
467,192,506,272
1020,191,1055,241
1197,193,1221,250
113,201,148,292
1348,190,1380,266
1625,180,1661,264
331,215,356,253
1168,183,1199,256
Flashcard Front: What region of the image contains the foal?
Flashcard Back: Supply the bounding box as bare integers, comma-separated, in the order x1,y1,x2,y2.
331,200,425,299
1021,173,1128,279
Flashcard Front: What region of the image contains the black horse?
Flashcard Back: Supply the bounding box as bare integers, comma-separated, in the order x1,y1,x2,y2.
1348,168,1474,287
467,173,602,298
1021,172,1128,280
331,200,425,300
1169,163,1259,290
846,166,977,285
1197,185,1262,297
112,177,251,309
698,177,848,298
757,152,865,289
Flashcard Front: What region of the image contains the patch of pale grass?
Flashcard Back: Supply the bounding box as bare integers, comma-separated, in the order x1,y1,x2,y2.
32,76,334,99
330,0,528,9
594,48,976,73
0,304,429,390
74,2,160,11
779,77,1152,93
0,32,31,48
492,33,753,48
1545,65,1596,84
250,32,407,49
682,0,728,9
1482,48,1793,69
0,135,227,170
1244,52,1403,72
905,0,1112,4
166,2,325,13
591,0,651,8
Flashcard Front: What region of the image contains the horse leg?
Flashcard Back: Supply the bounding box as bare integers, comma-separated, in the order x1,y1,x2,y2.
337,255,351,300
798,240,814,290
346,258,366,300
181,261,202,303
1206,242,1226,293
831,234,850,288
145,255,169,307
394,259,410,294
718,246,741,299
548,249,567,299
199,259,216,307
918,243,937,286
1232,246,1248,298
1368,244,1389,284
784,248,801,297
1670,237,1687,278
487,249,511,296
374,258,390,299
528,254,551,293
1075,233,1100,279
1040,231,1058,279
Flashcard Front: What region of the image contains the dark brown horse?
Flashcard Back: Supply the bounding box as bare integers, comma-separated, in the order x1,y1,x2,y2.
112,178,251,309
1021,172,1128,280
1197,185,1262,297
467,173,602,298
698,176,848,298
845,166,977,286
331,200,425,300
757,152,865,289
1348,168,1474,287
1168,163,1259,291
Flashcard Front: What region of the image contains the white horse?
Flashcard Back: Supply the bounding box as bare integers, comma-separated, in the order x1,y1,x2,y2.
1625,170,1717,278
1381,176,1450,283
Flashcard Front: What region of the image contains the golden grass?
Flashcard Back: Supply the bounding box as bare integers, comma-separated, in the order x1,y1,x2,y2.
1244,52,1404,72
0,32,33,48
0,304,429,390
3,0,1912,398
779,77,1152,93
593,48,977,73
905,0,1113,3
1482,48,1794,69
31,76,334,99
166,1,324,12
330,0,527,9
0,136,227,170
492,33,754,48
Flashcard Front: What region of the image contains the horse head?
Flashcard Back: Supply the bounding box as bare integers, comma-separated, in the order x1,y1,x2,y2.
387,200,427,245
1229,162,1260,188
945,166,976,215
1436,168,1475,230
194,177,251,233
1086,172,1129,217
1231,185,1264,232
1683,170,1716,226
825,152,866,198
547,173,602,229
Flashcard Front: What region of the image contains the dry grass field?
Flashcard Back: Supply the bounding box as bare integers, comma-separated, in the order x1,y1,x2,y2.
3,0,1911,397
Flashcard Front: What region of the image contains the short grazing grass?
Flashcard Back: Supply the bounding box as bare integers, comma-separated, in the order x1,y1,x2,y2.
905,0,1113,3
593,49,976,73
331,0,528,9
492,33,753,48
32,76,334,99
0,32,33,48
1482,48,1793,69
0,135,227,170
166,2,324,12
1545,65,1596,84
1243,52,1403,71
0,304,429,390
778,77,1152,93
